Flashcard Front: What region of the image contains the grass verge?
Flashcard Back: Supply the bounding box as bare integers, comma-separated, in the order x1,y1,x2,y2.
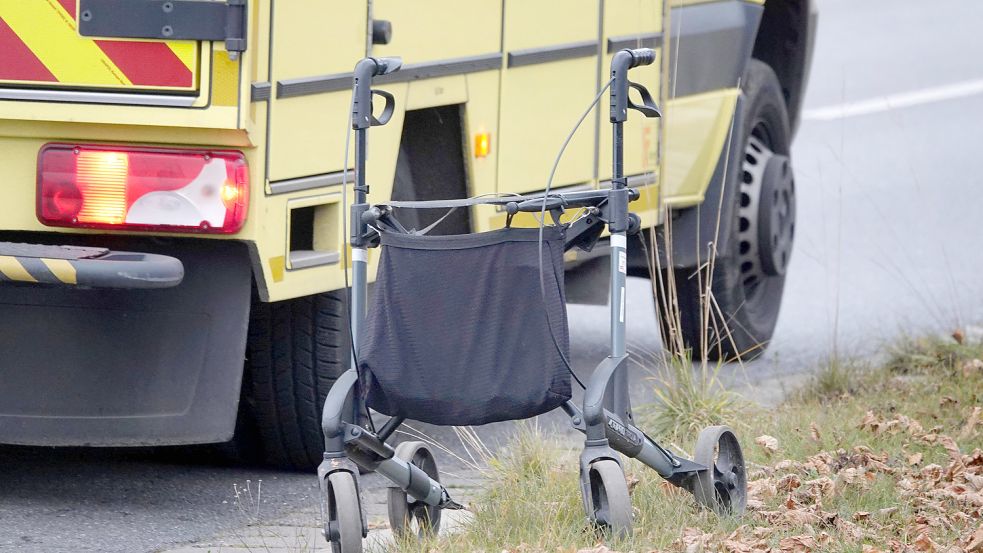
384,335,983,552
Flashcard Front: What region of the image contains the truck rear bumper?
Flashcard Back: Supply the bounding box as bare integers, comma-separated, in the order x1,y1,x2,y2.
0,241,184,289
0,233,251,446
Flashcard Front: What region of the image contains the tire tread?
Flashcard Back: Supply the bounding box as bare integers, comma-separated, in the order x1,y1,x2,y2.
243,290,350,469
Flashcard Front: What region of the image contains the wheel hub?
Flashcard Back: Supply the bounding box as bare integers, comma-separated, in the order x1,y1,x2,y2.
737,136,796,298
757,153,795,276
691,426,748,515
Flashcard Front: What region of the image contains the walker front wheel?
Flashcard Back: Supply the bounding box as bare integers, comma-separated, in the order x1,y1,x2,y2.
691,425,747,514
325,471,364,553
387,441,442,539
586,459,632,539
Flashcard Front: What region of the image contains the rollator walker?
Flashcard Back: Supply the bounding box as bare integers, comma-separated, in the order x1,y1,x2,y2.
317,49,748,552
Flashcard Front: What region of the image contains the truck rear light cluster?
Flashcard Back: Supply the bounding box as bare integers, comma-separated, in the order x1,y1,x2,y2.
37,144,248,233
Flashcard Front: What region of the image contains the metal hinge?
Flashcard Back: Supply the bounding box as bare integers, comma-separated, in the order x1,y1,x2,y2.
79,0,248,54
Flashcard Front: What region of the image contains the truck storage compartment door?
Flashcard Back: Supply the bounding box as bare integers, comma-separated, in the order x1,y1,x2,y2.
496,0,599,195
266,1,367,182
0,0,202,94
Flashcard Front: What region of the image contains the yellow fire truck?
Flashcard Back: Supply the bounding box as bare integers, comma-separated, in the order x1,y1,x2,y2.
0,0,814,468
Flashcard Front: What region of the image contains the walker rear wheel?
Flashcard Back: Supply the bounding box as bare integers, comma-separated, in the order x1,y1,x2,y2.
325,471,363,553
387,441,442,538
691,425,747,514
587,459,633,539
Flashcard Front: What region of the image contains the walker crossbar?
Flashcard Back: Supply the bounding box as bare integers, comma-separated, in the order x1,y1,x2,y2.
359,188,640,254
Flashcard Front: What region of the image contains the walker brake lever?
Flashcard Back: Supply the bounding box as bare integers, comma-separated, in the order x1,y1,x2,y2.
370,89,396,126
627,81,661,118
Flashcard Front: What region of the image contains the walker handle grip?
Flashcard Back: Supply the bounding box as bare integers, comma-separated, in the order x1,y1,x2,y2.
626,48,656,68
372,56,402,76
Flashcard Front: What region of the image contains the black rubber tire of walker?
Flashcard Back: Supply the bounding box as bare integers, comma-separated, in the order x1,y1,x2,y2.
241,290,352,470
327,471,364,553
658,60,792,362
588,459,633,539
691,425,748,515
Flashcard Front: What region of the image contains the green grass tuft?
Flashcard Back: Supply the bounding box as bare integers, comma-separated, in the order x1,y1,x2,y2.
639,352,745,441
791,357,872,404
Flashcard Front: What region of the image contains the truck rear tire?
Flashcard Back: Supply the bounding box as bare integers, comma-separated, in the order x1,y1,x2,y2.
658,60,794,361
241,290,351,469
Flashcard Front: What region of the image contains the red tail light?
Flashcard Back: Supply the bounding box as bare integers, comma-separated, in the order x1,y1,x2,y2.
37,144,249,233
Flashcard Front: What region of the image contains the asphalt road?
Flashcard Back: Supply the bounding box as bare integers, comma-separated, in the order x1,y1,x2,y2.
3,0,983,551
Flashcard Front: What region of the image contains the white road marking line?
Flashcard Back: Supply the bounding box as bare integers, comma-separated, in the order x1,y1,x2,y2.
802,78,983,121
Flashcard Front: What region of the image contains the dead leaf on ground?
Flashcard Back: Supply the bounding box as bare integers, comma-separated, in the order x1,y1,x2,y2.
835,517,865,541
778,535,817,552
959,406,981,441
777,474,802,492
746,498,766,510
938,434,962,459
804,451,835,475
914,533,940,552
922,464,945,483
748,477,777,499
834,467,870,493
859,411,881,432
796,476,834,504
755,435,779,455
877,506,898,518
783,508,821,526
909,452,924,466
776,459,798,471
964,525,983,552
676,527,713,553
576,546,619,553
965,473,983,491
809,423,822,442
895,414,926,436
962,359,983,378
721,539,758,553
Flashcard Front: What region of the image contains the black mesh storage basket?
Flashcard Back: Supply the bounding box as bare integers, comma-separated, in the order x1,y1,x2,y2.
360,226,571,426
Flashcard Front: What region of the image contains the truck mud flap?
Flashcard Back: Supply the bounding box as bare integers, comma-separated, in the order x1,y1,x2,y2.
0,242,183,289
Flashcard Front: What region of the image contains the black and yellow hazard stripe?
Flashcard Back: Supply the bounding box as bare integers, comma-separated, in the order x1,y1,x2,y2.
0,255,77,285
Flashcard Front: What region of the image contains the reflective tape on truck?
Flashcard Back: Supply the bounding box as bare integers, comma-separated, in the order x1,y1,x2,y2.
0,0,198,91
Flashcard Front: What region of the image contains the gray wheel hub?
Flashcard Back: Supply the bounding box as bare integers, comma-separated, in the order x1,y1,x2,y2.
758,152,795,276
737,136,796,295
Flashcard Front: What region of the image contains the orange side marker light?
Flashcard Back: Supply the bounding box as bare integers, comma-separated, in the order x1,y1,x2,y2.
474,131,490,158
